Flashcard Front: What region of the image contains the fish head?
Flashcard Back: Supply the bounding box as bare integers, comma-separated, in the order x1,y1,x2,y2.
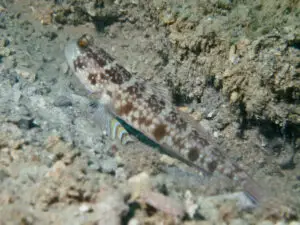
64,34,131,94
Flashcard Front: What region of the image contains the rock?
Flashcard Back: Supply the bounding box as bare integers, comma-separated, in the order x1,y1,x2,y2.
15,67,36,82
184,190,198,219
128,218,140,225
128,172,152,195
53,96,73,107
79,204,93,213
16,118,37,130
230,91,239,103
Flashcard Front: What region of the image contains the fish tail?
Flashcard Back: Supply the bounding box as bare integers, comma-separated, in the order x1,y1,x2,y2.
242,176,267,205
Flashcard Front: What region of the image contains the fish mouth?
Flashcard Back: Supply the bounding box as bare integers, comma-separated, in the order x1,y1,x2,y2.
64,40,81,72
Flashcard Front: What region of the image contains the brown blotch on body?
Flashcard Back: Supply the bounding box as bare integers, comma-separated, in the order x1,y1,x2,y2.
126,82,145,98
86,49,108,67
105,64,132,85
119,102,133,115
152,124,168,141
138,117,152,126
88,73,97,85
99,72,107,80
187,147,200,162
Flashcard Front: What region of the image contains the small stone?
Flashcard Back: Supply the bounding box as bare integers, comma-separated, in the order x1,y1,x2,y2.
128,172,151,189
79,204,93,213
128,218,140,225
85,2,96,17
230,91,239,103
53,96,72,107
160,154,176,166
213,131,219,138
128,172,152,202
207,110,216,119
15,67,36,82
184,190,198,219
17,118,37,130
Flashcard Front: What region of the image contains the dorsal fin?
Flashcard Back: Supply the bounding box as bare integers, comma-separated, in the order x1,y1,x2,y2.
143,80,173,106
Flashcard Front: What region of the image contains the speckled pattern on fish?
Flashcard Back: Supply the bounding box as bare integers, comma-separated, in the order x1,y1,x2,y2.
64,34,265,204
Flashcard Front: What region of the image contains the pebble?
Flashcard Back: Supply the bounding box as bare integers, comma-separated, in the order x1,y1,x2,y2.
15,67,36,82
79,204,93,213
184,190,198,219
207,110,216,119
53,96,73,107
16,118,36,130
159,154,176,166
128,218,140,225
230,91,239,103
128,172,151,191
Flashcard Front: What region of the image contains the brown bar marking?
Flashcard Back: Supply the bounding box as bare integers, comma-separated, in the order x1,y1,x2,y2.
152,124,168,141
138,117,152,126
119,102,134,115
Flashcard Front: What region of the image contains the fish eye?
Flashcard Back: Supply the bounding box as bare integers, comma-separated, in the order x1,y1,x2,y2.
77,34,94,48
